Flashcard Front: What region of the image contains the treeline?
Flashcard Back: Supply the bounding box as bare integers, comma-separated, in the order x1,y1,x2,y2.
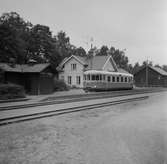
0,12,167,73
0,12,87,68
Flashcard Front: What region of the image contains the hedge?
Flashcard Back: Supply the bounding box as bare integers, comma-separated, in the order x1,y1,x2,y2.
53,79,70,91
0,83,25,100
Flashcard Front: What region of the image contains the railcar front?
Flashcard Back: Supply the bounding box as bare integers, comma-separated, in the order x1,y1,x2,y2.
83,70,133,92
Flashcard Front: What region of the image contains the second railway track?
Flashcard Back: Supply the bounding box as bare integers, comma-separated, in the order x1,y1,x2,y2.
0,96,148,126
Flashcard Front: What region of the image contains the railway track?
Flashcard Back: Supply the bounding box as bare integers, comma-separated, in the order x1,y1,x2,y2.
0,96,148,126
0,88,166,111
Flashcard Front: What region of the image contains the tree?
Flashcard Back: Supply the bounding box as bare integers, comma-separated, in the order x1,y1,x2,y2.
154,64,161,68
27,24,55,63
132,62,140,74
0,12,31,64
142,60,153,66
0,23,25,63
127,64,133,73
112,49,129,70
162,65,167,72
96,45,109,56
54,31,71,59
73,47,86,57
0,12,31,31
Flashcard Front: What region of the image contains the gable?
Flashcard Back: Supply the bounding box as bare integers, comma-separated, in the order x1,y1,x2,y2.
103,59,116,71
65,56,83,67
63,57,84,73
57,55,86,71
102,56,118,72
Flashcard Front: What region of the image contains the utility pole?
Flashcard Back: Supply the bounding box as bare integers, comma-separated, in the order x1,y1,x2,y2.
146,59,148,87
90,37,94,50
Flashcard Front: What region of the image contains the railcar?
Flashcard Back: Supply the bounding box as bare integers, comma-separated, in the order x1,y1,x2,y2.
83,70,133,92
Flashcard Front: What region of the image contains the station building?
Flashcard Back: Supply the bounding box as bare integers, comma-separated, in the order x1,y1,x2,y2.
134,65,167,87
57,55,129,88
57,55,117,88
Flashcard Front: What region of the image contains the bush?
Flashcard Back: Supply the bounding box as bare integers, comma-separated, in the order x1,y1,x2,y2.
53,79,70,91
0,83,25,100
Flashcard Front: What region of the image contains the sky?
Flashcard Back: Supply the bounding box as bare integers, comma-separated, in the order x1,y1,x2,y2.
0,0,167,66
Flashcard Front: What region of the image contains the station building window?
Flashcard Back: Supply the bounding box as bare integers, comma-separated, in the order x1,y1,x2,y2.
71,63,77,70
76,76,81,85
68,76,72,85
61,76,64,81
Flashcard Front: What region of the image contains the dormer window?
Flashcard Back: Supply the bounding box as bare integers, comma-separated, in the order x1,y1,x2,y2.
71,63,77,70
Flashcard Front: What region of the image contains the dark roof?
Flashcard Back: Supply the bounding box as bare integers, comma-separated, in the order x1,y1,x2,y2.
0,63,50,73
86,55,109,70
150,66,167,76
134,65,167,76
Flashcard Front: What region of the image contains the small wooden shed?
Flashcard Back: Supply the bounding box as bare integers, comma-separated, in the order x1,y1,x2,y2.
134,65,167,87
0,63,55,95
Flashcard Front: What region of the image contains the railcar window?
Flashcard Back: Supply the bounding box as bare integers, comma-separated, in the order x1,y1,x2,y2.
92,75,96,81
88,74,90,80
117,76,119,82
99,75,102,81
112,76,115,82
121,76,123,82
103,75,106,81
96,75,99,81
125,77,127,82
107,76,111,82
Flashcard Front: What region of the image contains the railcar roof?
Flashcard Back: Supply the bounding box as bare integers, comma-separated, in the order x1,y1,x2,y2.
84,70,133,77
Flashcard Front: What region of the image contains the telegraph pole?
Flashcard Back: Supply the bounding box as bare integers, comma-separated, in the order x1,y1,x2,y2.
90,37,94,50
146,59,148,87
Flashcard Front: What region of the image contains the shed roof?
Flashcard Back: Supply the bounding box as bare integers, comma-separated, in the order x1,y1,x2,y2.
134,65,167,76
150,66,167,76
0,63,50,73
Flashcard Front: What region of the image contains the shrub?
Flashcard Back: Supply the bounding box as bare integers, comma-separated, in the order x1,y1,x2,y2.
53,79,70,91
0,83,25,100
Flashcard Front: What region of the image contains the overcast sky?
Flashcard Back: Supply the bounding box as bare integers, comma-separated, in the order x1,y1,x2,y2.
0,0,167,65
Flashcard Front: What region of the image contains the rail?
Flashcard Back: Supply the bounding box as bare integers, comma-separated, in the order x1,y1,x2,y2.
0,96,148,126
